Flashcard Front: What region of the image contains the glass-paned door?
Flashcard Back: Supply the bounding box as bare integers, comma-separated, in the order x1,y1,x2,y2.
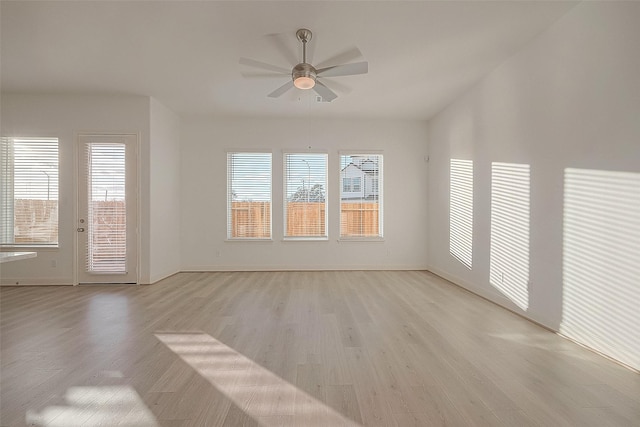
77,134,138,284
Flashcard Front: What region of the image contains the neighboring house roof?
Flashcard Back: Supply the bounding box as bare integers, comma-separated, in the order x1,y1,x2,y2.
341,195,379,201
341,163,379,176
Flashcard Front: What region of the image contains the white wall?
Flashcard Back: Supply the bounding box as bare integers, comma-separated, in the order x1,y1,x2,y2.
427,2,640,370
0,93,151,285
180,117,429,271
148,98,181,283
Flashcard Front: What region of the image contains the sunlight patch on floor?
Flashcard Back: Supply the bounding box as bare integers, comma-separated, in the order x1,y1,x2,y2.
155,332,361,426
25,385,159,427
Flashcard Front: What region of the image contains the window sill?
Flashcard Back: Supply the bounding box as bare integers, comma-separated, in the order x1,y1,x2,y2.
282,237,329,242
224,239,273,243
338,237,385,243
1,245,59,251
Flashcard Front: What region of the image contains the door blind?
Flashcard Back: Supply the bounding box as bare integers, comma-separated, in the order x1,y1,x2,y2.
86,142,127,273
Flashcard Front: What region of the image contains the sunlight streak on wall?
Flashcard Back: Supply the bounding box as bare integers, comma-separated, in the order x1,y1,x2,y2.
449,159,473,268
561,168,640,370
26,385,159,426
155,332,360,426
489,162,530,311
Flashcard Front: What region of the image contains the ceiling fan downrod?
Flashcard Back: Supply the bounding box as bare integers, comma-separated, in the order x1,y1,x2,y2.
296,28,312,63
293,28,316,89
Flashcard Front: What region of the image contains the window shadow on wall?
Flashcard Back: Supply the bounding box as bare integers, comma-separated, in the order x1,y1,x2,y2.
489,162,530,311
449,159,473,269
560,168,640,370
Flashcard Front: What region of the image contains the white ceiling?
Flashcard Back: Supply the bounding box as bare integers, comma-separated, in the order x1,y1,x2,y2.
1,1,577,120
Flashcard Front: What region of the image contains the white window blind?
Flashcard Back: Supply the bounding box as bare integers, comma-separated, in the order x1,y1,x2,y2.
284,153,327,238
227,152,272,239
0,137,59,246
339,154,383,238
86,143,127,273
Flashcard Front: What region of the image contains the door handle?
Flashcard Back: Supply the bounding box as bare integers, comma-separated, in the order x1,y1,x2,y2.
77,228,85,232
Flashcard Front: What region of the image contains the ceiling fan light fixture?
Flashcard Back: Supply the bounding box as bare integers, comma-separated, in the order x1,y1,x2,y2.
292,63,316,90
294,76,315,90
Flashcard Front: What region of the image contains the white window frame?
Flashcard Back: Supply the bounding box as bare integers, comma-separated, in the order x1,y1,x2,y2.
226,150,273,241
283,150,328,241
339,151,384,241
1,136,60,248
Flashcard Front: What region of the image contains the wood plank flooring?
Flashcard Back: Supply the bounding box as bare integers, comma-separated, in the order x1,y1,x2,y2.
1,271,638,426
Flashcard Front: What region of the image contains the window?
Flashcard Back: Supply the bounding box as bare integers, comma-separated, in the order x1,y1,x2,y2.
352,177,362,192
340,154,383,238
342,178,351,193
343,177,362,193
1,137,59,246
227,152,272,239
284,153,327,238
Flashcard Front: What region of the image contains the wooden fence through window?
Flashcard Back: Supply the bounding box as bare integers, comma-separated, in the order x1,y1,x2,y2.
285,202,326,237
13,200,380,242
230,201,379,238
340,202,380,237
231,201,271,238
13,199,58,243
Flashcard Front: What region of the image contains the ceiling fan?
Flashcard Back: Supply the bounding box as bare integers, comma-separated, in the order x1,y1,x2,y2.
240,29,368,102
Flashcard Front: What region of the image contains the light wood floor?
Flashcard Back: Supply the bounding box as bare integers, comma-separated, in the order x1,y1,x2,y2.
1,271,638,426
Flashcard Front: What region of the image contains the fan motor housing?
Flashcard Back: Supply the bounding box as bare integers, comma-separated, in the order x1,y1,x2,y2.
292,63,317,81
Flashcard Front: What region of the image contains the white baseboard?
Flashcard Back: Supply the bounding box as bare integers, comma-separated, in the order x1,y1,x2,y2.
181,264,429,272
0,277,73,286
426,265,556,332
148,269,181,285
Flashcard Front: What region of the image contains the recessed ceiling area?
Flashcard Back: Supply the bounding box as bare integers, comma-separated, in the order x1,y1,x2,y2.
1,1,577,120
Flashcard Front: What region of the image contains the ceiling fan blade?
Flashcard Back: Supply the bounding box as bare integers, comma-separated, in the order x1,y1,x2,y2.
315,47,363,69
317,77,352,95
265,33,299,66
268,81,294,98
239,57,290,74
313,81,338,102
241,72,291,79
317,61,368,78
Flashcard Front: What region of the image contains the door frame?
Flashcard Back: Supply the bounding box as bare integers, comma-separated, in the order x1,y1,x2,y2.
73,132,141,285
